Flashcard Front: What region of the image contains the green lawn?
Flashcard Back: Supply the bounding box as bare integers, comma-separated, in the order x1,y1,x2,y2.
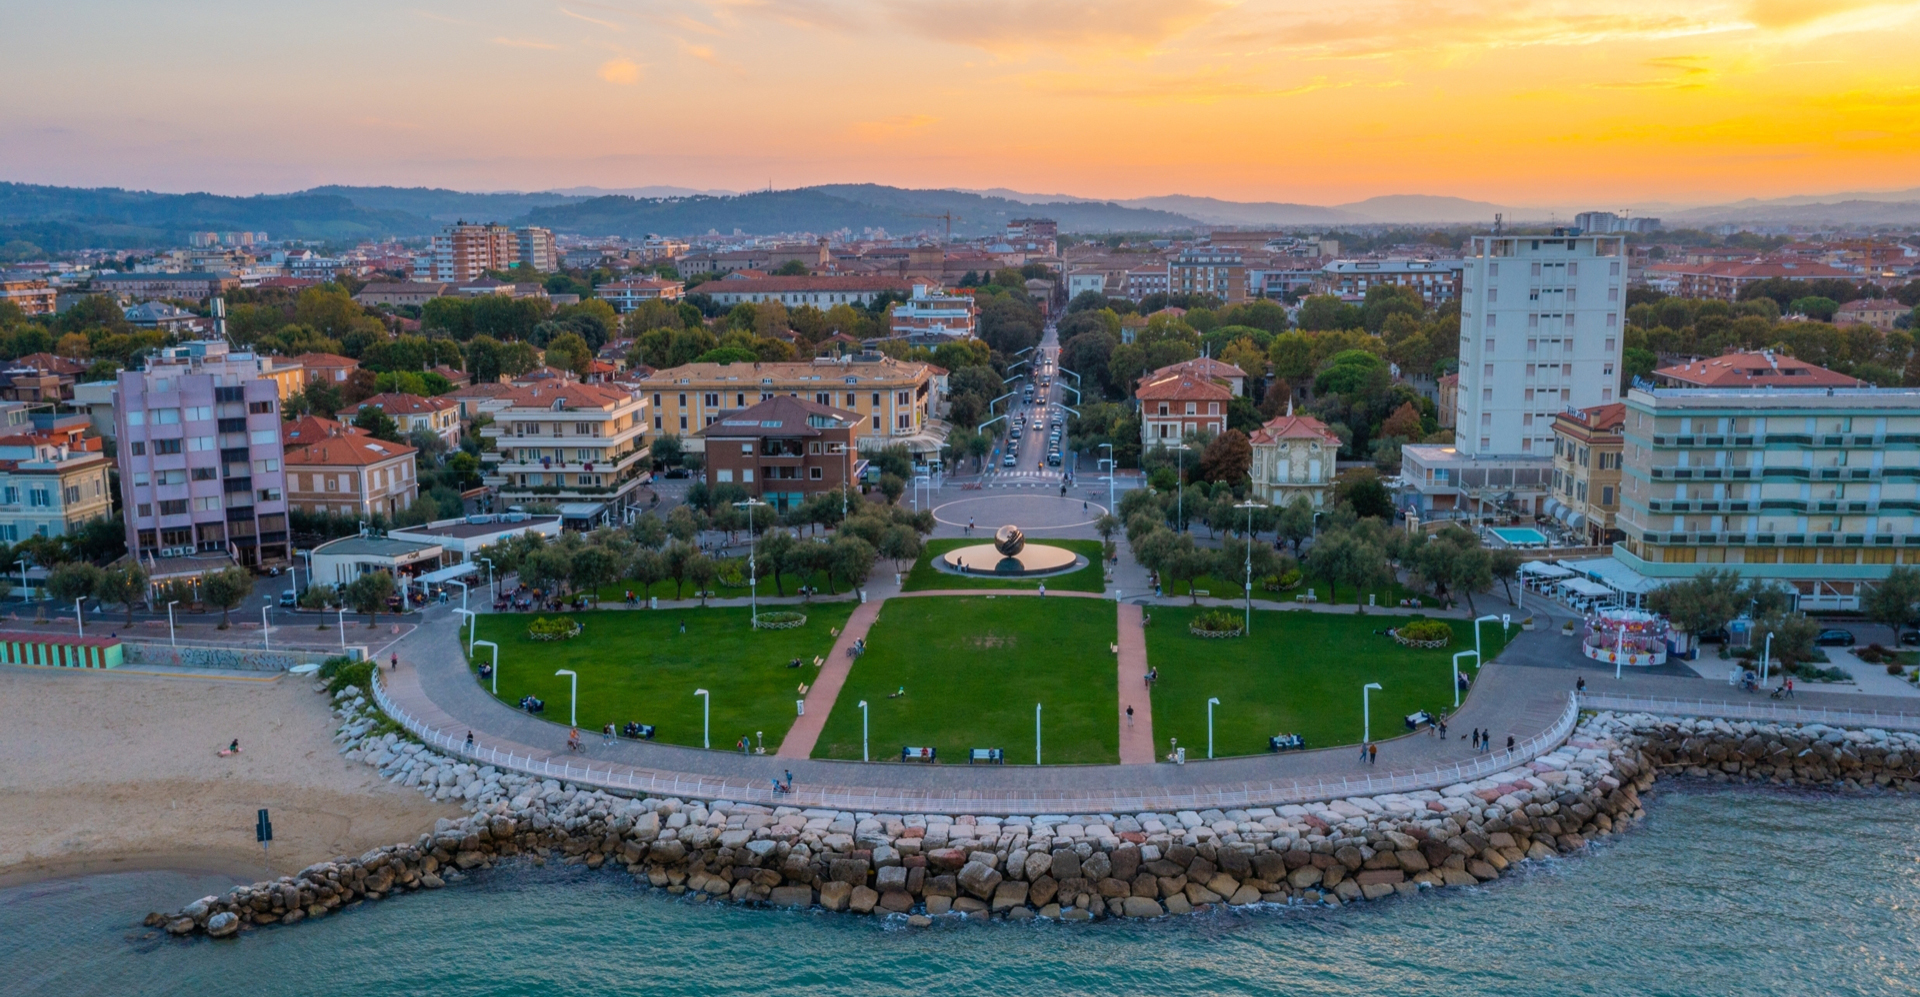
471,604,856,752
1143,607,1516,759
1162,572,1424,608
812,596,1119,764
901,538,1107,593
592,567,840,604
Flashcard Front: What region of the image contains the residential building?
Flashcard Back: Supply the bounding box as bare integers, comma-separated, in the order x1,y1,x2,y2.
1248,412,1340,508
293,352,359,387
517,227,557,272
1436,373,1458,429
1549,403,1627,544
695,396,864,512
1136,369,1232,446
1652,351,1864,390
596,278,685,313
1396,444,1553,521
888,284,977,341
1612,385,1920,611
1648,260,1858,303
257,356,307,401
1123,266,1169,301
691,275,920,310
479,377,652,525
1321,259,1466,306
1169,249,1246,304
1147,357,1248,397
0,353,85,403
444,381,515,422
91,272,239,302
1065,269,1113,301
1835,298,1908,330
113,340,289,567
1456,232,1628,458
72,381,117,439
280,415,420,519
1573,211,1662,235
354,282,450,308
1245,260,1321,300
0,275,56,316
417,223,556,283
641,355,945,460
122,301,204,332
0,423,112,541
336,393,461,448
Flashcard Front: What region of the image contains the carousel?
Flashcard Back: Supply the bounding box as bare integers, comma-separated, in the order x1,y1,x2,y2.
1581,608,1670,667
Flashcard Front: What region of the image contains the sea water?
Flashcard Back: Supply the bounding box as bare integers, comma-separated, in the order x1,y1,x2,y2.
2,787,1916,997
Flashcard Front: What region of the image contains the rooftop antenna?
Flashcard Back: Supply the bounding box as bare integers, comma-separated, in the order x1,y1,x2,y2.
1493,213,1503,236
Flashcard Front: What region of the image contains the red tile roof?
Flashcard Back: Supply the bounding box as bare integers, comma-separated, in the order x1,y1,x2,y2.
1557,403,1626,432
1150,357,1247,383
1249,413,1340,444
336,392,458,419
1652,350,1864,388
494,381,636,410
281,414,361,446
285,433,416,467
294,352,358,370
1135,372,1233,402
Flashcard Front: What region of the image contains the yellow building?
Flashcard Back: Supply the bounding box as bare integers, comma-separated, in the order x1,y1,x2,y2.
640,355,948,460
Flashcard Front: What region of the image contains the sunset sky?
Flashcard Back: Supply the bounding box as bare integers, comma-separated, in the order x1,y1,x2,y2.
5,0,1918,207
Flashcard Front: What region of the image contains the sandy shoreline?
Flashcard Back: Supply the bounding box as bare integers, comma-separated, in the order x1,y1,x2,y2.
0,664,460,888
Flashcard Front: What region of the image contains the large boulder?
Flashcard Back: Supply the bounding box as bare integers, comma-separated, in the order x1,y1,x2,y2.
1049,849,1082,882
1122,896,1164,918
957,860,1003,900
769,886,814,908
990,881,1030,912
205,912,239,938
849,886,880,914
817,880,852,912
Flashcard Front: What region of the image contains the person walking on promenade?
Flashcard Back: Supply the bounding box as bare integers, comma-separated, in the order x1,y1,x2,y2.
1360,741,1369,762
1470,727,1480,752
1785,677,1795,698
1576,676,1586,694
784,770,793,792
465,730,474,750
1126,705,1135,727
1506,734,1515,755
1368,743,1377,765
391,652,399,671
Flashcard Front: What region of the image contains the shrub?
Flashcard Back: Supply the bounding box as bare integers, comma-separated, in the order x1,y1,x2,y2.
528,616,582,641
1399,619,1453,642
754,610,807,630
323,657,374,696
1888,663,1905,676
1191,609,1243,635
1856,643,1889,663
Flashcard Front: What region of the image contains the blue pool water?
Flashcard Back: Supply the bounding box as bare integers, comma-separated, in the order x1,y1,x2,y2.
2,787,1916,996
1491,527,1549,545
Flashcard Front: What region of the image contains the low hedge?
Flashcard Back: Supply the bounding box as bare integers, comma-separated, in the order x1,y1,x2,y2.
1190,609,1244,638
528,616,583,641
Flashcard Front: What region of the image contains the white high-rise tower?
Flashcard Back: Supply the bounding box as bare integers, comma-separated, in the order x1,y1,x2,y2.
1456,232,1627,457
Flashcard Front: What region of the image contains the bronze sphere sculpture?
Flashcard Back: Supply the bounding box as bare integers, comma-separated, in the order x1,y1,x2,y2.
993,524,1026,557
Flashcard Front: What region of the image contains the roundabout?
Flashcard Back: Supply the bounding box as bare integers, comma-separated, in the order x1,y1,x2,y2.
936,524,1086,578
932,493,1107,531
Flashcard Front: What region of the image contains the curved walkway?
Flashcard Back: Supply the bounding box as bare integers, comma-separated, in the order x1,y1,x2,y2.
375,592,1580,815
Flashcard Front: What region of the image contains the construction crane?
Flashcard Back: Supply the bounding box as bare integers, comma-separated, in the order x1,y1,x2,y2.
908,211,962,241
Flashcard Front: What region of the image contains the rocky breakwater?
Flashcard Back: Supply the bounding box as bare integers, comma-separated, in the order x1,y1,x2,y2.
151,690,1658,936
1586,711,1920,790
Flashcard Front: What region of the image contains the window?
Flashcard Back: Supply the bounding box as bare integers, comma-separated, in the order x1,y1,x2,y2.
679,416,688,430
809,467,823,480
130,441,146,455
193,467,217,480
249,401,274,415
189,436,214,451
1530,262,1542,277
716,469,733,482
1207,403,1219,415
1486,338,1495,354
257,489,282,502
127,411,145,427
1486,314,1496,327
252,458,278,473
137,503,152,517
871,416,880,430
154,438,182,455
678,394,687,407
153,408,180,425
652,394,661,407
185,406,212,421
654,416,662,429
844,393,856,407
1482,388,1492,401
1184,402,1197,415
1484,364,1494,378
159,499,188,515
194,496,221,511
871,393,880,407
1565,314,1576,328
896,414,910,430
249,430,275,445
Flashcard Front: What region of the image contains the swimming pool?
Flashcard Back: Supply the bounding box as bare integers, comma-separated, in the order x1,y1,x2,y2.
1490,526,1549,546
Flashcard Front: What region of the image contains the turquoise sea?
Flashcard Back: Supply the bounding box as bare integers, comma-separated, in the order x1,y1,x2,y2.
2,787,1916,996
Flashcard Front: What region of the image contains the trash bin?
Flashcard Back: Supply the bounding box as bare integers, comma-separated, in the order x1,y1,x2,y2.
796,699,805,716
649,596,658,610
859,589,868,604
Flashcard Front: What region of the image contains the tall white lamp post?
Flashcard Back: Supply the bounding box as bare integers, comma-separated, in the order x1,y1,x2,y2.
74,598,84,638
1362,682,1383,745
261,596,273,651
478,557,496,602
695,688,711,749
336,607,347,649
1035,703,1043,765
734,499,768,625
555,669,577,727
1207,696,1220,759
167,600,179,648
1235,500,1264,633
858,699,869,761
1098,443,1114,514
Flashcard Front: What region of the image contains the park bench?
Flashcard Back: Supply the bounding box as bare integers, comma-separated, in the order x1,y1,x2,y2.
622,722,656,740
1405,710,1435,732
968,748,1004,765
900,746,936,763
1268,733,1305,752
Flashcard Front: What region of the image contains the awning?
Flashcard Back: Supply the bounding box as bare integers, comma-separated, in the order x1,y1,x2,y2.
415,562,478,585
1568,512,1587,530
1560,578,1614,598
1545,499,1565,520
1520,561,1575,579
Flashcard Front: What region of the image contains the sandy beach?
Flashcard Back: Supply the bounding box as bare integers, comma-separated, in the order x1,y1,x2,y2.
0,663,460,886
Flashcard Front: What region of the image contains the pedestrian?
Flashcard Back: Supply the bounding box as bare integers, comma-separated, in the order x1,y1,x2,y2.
1126,705,1134,727
1360,741,1369,762
1470,727,1480,751
1506,734,1515,754
1038,582,1047,597
464,730,474,750
1082,500,1088,511
390,653,398,671
1785,677,1794,698
1368,743,1377,765
679,620,686,634
784,769,793,792
1437,718,1447,739
1576,676,1586,694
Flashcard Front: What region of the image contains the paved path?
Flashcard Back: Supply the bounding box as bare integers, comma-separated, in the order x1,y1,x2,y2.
776,600,881,760
1115,602,1154,764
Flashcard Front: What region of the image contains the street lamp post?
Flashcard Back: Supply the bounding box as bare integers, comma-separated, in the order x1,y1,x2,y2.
336,607,347,649
555,669,577,727
1207,697,1220,758
447,579,468,613
478,557,496,602
694,688,711,748
167,600,179,648
1171,443,1191,533
1451,651,1478,708
1762,631,1774,687
734,499,768,625
74,598,84,637
1035,702,1043,765
261,596,272,651
858,699,869,761
1235,500,1264,634
1098,443,1115,514
1362,682,1383,745
455,608,477,654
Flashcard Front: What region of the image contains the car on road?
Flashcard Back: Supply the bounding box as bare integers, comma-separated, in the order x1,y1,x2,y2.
1902,629,1920,646
1002,454,1017,467
279,589,298,608
1047,452,1062,467
1815,628,1857,647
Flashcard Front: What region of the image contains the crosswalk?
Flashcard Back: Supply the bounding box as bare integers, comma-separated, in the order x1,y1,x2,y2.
973,469,1078,488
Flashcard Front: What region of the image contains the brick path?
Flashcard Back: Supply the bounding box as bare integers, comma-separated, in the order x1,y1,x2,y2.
1115,603,1155,763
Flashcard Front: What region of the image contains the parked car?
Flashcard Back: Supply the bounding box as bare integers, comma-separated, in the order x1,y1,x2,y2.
1697,627,1729,645
1815,628,1857,647
1900,629,1920,647
1002,454,1016,467
279,589,298,608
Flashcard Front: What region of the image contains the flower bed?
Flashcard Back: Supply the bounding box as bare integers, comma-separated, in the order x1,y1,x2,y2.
1189,609,1244,639
527,617,582,641
753,611,808,630
1392,618,1452,649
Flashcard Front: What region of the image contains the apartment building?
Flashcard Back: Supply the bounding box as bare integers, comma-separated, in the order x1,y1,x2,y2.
518,227,557,272
353,282,450,308
0,275,56,316
691,275,919,310
91,272,240,302
1652,351,1863,390
416,223,555,283
695,396,863,512
1549,403,1627,545
0,353,84,403
1124,266,1169,301
1644,260,1856,302
1320,259,1466,306
596,278,684,313
1169,249,1245,304
113,340,289,566
1248,412,1340,509
479,378,652,523
293,352,359,388
1455,232,1628,457
337,393,461,448
1136,370,1231,446
1612,385,1920,611
0,423,112,541
1835,298,1908,330
1148,357,1247,397
641,355,944,459
281,415,420,519
888,284,977,341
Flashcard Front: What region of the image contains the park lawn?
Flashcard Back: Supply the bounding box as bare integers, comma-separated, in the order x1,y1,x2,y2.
472,603,856,753
1143,607,1516,759
592,568,841,604
900,538,1107,593
812,596,1119,764
1162,572,1423,608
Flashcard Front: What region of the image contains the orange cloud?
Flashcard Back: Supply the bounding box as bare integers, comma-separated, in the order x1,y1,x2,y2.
885,0,1227,57
598,58,642,84
850,113,939,142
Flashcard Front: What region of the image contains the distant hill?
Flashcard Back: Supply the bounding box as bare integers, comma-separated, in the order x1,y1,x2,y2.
807,184,1197,235
0,181,430,250
300,185,588,223
1117,194,1360,226
1332,194,1507,224
1667,198,1920,226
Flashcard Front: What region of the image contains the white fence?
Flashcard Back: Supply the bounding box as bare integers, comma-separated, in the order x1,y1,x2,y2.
1578,693,1920,732
371,673,1579,815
